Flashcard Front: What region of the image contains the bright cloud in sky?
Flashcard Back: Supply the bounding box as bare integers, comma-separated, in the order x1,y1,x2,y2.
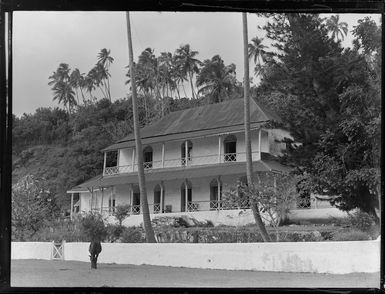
12,11,380,116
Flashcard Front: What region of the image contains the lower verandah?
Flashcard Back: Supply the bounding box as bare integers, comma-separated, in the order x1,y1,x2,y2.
80,174,249,215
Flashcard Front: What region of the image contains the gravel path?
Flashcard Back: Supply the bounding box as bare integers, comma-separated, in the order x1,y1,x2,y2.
11,259,380,288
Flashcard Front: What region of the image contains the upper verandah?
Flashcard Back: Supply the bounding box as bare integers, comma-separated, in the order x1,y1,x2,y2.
102,98,283,152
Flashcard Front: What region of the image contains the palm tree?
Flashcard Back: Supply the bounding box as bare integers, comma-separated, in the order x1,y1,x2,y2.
125,11,156,243
196,55,237,103
97,48,114,101
175,44,201,99
242,13,271,242
51,80,77,114
326,15,348,41
171,54,188,98
48,63,77,113
69,68,86,105
248,37,268,78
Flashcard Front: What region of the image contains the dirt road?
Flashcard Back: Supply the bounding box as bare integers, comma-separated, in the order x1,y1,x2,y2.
11,259,380,288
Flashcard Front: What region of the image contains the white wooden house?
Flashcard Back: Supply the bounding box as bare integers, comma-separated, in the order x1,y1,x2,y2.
67,98,337,225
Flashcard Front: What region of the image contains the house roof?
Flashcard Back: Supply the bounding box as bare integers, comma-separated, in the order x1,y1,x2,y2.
66,174,103,193
102,98,282,151
67,160,291,192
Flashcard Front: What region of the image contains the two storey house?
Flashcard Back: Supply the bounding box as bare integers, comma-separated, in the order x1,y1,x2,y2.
68,98,310,224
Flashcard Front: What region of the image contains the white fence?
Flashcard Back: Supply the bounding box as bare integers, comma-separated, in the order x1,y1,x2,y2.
12,238,380,274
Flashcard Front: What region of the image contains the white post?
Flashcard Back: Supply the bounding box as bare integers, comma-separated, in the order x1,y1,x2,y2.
129,185,133,213
216,177,221,202
131,148,135,172
117,150,120,173
218,135,222,163
70,193,74,220
161,143,165,168
185,180,188,212
258,128,262,160
185,141,188,166
160,182,164,213
100,187,104,213
103,152,107,175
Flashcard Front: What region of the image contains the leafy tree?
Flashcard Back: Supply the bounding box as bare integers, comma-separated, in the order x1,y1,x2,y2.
113,204,131,226
224,173,297,241
12,175,59,240
255,14,380,218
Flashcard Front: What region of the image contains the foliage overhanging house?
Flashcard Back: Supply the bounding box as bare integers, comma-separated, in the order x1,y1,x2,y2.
68,98,337,225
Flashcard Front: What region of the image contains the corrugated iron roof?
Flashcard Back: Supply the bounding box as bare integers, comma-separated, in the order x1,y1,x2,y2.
67,160,291,192
102,98,282,151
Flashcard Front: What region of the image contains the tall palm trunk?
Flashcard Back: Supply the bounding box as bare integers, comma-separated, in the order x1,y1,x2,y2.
188,71,195,99
126,11,156,243
242,12,270,242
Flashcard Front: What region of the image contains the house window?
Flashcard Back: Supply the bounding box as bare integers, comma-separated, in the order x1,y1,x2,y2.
224,135,237,162
181,140,193,166
143,146,153,169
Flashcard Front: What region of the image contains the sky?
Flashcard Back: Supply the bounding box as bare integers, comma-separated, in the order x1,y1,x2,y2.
12,12,381,117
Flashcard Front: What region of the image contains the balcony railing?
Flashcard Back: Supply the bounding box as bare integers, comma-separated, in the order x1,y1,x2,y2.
104,151,260,176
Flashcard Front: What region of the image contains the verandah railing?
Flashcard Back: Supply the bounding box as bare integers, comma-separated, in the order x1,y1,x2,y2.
104,151,260,176
90,197,317,216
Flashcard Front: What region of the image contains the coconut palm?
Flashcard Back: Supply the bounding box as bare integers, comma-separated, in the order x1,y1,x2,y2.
51,80,77,114
326,15,348,41
248,37,268,78
196,55,237,103
97,48,114,101
242,13,271,242
69,68,87,105
48,63,77,113
175,44,201,99
125,11,156,243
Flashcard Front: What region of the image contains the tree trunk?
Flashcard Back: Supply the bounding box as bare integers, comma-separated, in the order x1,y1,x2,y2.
126,11,156,243
189,72,195,99
242,12,270,242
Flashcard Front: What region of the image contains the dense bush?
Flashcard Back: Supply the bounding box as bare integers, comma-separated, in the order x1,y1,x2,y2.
120,227,144,243
332,229,370,241
347,210,376,232
79,212,108,242
106,224,124,242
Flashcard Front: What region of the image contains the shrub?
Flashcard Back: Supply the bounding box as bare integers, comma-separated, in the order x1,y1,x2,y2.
113,205,131,226
79,212,108,242
347,210,376,232
106,224,124,242
120,227,144,243
332,229,370,241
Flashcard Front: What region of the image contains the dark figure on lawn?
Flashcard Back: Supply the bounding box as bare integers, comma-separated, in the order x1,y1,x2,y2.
89,240,102,269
